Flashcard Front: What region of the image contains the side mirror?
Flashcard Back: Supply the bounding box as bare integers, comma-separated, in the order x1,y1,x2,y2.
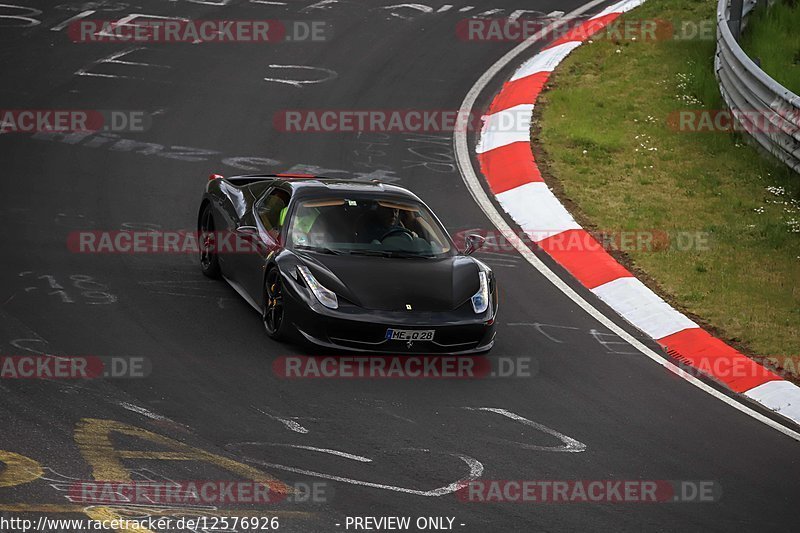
463,234,485,256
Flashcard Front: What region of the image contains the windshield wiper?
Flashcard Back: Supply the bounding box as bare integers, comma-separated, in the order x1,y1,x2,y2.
295,245,342,255
387,252,436,259
348,250,434,259
347,249,392,257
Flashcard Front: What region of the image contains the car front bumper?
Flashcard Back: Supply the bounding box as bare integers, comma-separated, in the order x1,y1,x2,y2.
282,274,497,354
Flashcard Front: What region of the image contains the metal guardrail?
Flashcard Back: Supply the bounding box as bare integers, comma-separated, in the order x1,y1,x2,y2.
715,0,800,174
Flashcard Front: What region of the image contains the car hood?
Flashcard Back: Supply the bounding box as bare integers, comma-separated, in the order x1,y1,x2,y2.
295,252,481,311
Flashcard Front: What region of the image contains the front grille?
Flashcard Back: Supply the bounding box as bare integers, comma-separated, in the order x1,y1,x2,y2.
326,321,484,353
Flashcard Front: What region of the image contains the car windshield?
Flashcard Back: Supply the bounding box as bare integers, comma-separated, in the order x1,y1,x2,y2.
287,197,453,257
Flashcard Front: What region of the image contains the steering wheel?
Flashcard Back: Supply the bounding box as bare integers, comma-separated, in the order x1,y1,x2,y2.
380,227,415,242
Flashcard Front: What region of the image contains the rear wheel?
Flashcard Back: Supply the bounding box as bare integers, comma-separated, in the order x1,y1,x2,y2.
199,203,221,279
263,268,290,341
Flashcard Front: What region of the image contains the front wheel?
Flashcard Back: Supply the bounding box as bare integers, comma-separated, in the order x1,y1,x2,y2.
263,268,290,341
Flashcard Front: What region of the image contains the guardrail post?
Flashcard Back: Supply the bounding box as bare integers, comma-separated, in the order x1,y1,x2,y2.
729,0,745,39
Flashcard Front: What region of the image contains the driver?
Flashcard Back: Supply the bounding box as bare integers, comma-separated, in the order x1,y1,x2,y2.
362,206,408,243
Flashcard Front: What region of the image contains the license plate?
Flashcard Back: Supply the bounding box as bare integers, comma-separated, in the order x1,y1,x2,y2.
385,329,435,341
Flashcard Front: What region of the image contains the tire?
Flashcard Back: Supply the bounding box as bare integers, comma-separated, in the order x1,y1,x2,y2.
263,268,291,341
199,203,221,279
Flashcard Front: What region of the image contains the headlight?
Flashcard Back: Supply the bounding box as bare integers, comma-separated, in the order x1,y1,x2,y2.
471,271,489,314
297,265,339,309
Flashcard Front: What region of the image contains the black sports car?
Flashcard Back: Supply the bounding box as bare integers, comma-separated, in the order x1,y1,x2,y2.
198,174,498,353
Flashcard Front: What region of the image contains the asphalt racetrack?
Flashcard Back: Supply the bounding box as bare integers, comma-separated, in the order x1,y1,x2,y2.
0,1,798,532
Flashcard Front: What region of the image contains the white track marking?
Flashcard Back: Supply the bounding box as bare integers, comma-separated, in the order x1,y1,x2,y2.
10,337,51,355
101,48,171,68
508,9,545,22
96,14,189,40
75,71,125,80
465,408,586,452
50,9,95,31
185,0,235,5
0,3,41,27
590,329,640,355
118,401,167,421
301,0,340,11
252,407,310,434
263,64,338,87
237,442,372,462
507,322,581,343
235,448,483,497
380,410,418,425
76,47,170,81
380,4,433,19
453,0,800,441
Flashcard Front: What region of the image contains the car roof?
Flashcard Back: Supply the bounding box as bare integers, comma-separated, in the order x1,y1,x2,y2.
242,175,423,202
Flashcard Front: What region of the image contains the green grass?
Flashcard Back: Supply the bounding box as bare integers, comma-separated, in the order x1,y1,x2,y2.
740,0,800,94
537,0,800,377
